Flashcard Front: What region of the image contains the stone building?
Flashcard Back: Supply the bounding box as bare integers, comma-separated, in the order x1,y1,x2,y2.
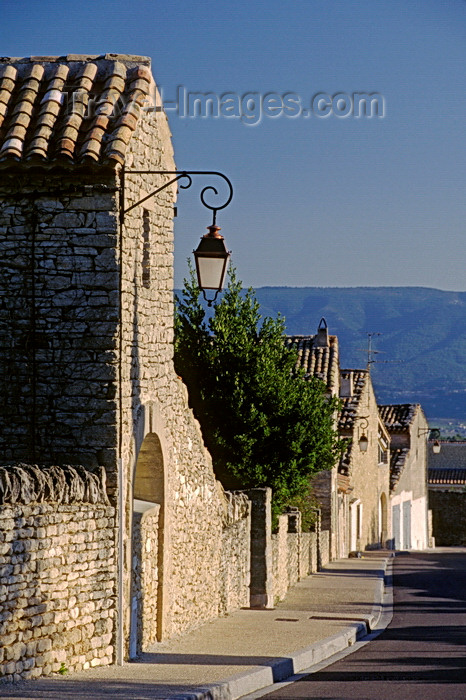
338,369,390,552
287,320,391,558
0,54,250,679
379,404,429,550
287,319,340,560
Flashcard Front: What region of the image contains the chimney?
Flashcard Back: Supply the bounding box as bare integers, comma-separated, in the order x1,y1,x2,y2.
340,371,354,398
315,317,329,348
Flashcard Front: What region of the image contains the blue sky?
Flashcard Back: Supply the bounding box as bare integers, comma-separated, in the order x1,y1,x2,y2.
2,0,465,290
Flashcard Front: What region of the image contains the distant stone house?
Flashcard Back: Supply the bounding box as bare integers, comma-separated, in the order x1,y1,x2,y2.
287,319,340,560
338,369,390,552
287,320,391,558
0,54,250,678
379,404,429,550
428,441,466,545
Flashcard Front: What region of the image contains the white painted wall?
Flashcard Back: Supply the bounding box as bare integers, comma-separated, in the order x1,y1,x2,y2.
391,490,428,550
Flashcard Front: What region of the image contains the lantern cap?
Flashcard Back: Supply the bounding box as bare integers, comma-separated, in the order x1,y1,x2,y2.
194,225,229,255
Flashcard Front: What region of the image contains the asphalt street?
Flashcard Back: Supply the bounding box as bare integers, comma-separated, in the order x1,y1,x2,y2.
252,549,466,700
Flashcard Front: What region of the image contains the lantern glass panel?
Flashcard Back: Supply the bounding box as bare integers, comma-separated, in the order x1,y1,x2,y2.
195,254,229,290
359,435,369,452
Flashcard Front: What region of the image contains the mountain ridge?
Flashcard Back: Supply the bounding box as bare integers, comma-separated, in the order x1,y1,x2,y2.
252,286,466,421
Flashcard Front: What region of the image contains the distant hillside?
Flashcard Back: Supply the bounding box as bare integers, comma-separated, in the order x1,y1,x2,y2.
252,287,466,421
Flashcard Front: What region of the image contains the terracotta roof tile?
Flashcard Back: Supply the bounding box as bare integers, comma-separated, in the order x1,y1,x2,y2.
390,447,409,491
286,333,339,392
338,441,352,477
428,467,466,485
0,54,153,168
338,370,368,430
378,403,418,432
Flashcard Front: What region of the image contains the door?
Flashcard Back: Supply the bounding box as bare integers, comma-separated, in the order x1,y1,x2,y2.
403,500,412,550
392,504,401,550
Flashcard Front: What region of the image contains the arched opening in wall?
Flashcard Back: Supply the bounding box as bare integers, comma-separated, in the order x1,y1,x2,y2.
130,432,165,656
379,493,388,547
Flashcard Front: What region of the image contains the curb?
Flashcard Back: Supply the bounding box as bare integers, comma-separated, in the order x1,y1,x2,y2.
172,558,391,700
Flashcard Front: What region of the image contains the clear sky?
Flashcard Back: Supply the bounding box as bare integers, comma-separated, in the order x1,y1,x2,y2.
2,0,465,291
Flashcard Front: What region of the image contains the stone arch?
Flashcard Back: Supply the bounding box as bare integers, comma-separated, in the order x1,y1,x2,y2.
379,492,388,547
130,429,167,655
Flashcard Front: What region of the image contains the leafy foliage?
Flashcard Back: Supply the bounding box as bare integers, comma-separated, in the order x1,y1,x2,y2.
286,483,321,532
175,268,342,518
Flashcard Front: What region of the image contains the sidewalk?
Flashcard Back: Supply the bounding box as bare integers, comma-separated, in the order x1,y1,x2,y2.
1,554,392,700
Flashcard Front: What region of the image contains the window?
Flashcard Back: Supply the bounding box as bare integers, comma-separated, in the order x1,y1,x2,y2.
378,444,388,465
378,430,389,465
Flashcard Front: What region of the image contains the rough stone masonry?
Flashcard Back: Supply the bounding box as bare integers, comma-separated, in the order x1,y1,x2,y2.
0,54,318,681
0,54,250,676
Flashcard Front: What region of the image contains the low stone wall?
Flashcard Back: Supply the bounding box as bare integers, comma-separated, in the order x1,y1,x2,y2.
429,490,466,546
285,510,301,592
272,514,289,602
320,529,330,567
0,466,115,682
302,532,318,575
272,510,320,604
219,491,251,615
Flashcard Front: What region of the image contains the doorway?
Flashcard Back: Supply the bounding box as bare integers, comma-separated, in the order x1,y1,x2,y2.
130,432,165,656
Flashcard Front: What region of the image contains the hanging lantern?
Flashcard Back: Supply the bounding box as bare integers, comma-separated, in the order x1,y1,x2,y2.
193,225,231,305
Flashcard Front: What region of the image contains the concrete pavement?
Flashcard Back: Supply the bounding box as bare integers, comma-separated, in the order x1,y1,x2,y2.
1,553,392,700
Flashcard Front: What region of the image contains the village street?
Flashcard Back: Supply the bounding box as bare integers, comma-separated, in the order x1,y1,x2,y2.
250,549,466,700
0,550,464,699
1,4,465,689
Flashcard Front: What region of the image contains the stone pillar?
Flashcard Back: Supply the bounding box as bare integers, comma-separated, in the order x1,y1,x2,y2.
286,506,301,533
314,507,323,570
247,487,274,608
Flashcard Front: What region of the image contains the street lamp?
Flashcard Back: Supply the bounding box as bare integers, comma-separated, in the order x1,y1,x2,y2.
193,224,230,305
358,417,369,452
418,427,441,454
119,169,233,304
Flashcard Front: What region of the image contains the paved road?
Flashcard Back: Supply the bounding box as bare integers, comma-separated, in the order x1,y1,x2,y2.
255,549,466,700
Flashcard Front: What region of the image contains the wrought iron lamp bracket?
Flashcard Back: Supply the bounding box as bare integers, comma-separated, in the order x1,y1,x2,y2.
119,168,233,226
418,427,440,439
357,416,369,430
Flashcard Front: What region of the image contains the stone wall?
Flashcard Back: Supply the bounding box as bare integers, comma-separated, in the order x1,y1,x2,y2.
319,529,330,567
271,509,321,604
0,493,115,681
311,468,338,560
429,490,466,546
0,175,120,482
302,532,318,575
218,491,251,615
272,514,289,602
0,67,233,655
117,85,231,650
0,54,335,664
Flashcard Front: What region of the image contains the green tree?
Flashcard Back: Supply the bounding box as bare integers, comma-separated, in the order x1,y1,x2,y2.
175,268,342,520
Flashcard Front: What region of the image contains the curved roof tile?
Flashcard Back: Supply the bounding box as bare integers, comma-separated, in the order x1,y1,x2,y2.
286,333,339,392
378,403,418,431
338,370,368,430
0,55,153,168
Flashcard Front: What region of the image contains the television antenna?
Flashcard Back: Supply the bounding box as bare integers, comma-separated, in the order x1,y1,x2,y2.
357,332,402,370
